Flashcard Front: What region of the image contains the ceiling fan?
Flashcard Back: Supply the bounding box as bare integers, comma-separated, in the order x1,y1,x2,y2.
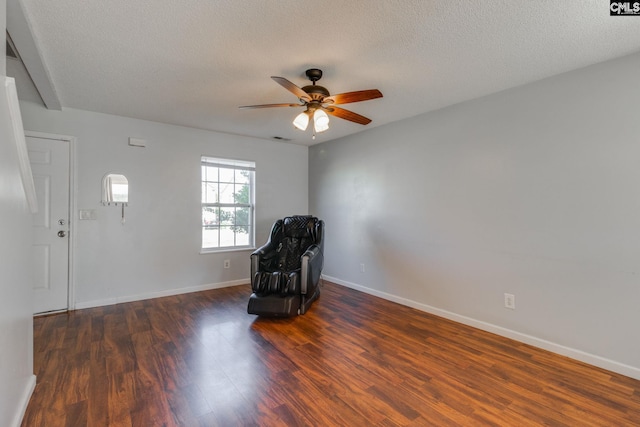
239,68,383,137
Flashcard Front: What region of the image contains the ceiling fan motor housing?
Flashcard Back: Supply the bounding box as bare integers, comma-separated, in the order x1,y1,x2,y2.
302,85,330,100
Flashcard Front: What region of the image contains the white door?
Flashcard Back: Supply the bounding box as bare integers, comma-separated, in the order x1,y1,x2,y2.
28,135,70,314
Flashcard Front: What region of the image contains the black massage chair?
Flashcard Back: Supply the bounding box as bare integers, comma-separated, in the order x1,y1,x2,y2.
248,215,324,316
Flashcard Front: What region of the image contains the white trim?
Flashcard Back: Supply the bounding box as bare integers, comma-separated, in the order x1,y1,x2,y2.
5,77,37,213
201,156,255,170
200,246,255,255
24,131,76,142
74,278,250,310
10,374,36,427
25,131,77,311
324,275,640,381
33,309,67,317
6,0,62,109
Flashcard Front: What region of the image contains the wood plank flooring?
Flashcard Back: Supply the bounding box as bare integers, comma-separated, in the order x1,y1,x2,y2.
22,281,640,426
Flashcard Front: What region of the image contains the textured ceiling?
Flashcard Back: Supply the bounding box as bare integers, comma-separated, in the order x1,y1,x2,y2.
9,0,640,146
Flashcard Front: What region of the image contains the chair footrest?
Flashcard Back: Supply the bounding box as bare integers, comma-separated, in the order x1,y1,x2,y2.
247,293,301,317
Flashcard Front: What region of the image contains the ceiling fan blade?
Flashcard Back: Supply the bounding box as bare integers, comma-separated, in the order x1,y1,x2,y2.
324,89,383,105
324,106,372,125
239,103,303,109
271,76,312,102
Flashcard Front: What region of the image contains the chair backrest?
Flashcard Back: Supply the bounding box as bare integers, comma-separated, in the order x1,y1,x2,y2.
275,216,321,272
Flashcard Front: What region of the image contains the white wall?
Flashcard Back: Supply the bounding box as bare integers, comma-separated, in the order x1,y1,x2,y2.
310,52,640,379
20,102,308,308
0,95,34,427
1,19,36,425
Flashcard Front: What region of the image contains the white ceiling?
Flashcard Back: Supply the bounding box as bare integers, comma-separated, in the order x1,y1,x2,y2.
7,0,640,146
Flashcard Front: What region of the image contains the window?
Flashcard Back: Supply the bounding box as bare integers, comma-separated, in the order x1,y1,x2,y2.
201,156,255,251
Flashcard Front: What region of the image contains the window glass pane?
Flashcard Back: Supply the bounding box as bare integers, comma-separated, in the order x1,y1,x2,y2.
235,207,250,226
203,182,218,203
219,183,234,203
235,169,250,184
219,226,235,247
204,166,218,182
202,227,219,248
219,167,234,183
234,184,249,204
220,207,235,225
235,229,249,246
202,207,218,226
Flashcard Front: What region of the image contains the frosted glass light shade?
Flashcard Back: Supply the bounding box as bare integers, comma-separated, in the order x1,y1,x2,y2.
314,109,329,133
293,111,310,131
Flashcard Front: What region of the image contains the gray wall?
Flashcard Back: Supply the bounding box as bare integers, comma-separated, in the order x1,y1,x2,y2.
310,52,640,379
19,102,308,308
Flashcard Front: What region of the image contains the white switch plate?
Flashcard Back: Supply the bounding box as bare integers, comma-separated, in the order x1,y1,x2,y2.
79,209,97,220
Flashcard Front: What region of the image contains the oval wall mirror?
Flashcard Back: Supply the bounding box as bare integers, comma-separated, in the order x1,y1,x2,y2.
102,173,129,205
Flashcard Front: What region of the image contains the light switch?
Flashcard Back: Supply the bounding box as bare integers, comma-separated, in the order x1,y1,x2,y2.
79,209,97,220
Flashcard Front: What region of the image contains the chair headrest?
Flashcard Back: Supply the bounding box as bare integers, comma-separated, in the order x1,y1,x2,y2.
283,216,317,239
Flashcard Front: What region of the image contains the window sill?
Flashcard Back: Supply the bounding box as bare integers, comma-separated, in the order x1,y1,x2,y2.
200,247,256,255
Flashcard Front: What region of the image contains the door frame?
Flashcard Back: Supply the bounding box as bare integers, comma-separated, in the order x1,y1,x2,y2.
26,131,77,312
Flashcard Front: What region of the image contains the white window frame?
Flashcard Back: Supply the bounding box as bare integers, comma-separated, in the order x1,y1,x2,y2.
201,156,255,252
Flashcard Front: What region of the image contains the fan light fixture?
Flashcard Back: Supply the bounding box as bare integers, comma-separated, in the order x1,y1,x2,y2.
313,109,329,132
292,109,330,134
293,111,310,131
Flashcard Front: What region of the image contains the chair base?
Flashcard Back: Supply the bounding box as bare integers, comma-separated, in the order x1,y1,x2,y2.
247,294,301,317
247,286,321,317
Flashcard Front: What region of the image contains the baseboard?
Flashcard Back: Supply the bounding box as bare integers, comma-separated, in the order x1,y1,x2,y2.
74,279,250,310
324,275,640,381
11,374,36,427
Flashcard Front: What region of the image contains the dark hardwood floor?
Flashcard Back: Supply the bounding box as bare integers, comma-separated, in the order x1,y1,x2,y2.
22,281,640,426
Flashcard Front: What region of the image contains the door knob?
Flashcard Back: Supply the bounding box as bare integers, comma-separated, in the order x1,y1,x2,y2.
57,230,66,238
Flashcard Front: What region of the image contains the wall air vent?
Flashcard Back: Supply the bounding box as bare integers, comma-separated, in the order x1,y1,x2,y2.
272,136,291,141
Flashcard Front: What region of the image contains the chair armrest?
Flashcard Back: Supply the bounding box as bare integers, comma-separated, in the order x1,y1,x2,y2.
300,244,324,295
251,241,278,258
251,241,279,282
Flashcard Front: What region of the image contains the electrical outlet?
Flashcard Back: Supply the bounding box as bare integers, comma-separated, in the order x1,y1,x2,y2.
360,263,365,273
224,259,230,269
504,293,516,310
